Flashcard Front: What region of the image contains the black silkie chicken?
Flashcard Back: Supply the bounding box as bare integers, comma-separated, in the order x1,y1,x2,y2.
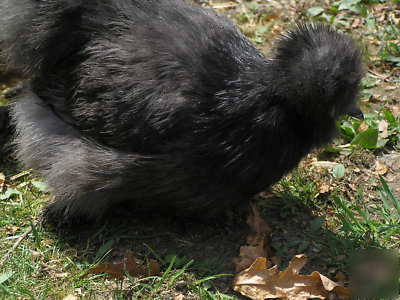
0,0,363,221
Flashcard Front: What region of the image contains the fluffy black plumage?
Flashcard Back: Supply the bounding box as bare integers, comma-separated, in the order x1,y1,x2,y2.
0,106,10,155
0,0,364,220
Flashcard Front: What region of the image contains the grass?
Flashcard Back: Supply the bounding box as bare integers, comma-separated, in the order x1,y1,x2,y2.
332,180,400,249
1,0,400,299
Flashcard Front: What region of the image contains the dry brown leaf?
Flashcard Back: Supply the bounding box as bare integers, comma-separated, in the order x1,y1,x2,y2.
63,296,78,300
85,251,160,279
271,256,281,267
31,251,41,259
358,122,369,132
0,173,5,193
334,286,352,299
55,272,69,278
368,94,382,102
247,202,271,236
392,105,400,117
351,18,361,28
385,85,397,91
233,255,351,300
319,183,330,194
375,161,388,175
311,161,338,169
234,204,271,272
210,1,238,9
148,258,161,276
335,271,347,283
378,120,389,139
234,238,268,273
174,294,185,300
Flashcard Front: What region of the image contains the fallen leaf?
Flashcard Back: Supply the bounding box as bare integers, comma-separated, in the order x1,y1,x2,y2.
31,251,41,259
358,122,369,132
234,238,268,273
368,94,382,102
148,258,161,276
0,173,5,193
234,204,272,272
378,120,388,139
335,286,353,299
233,255,351,300
247,202,271,236
335,271,347,284
352,18,361,28
55,272,69,278
332,164,346,179
319,184,330,194
375,161,388,175
392,106,400,117
85,251,160,279
311,161,338,168
63,296,78,300
210,1,238,9
174,294,185,300
270,256,281,267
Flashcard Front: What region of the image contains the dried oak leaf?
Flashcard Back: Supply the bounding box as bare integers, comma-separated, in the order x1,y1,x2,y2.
233,255,351,300
247,202,272,236
85,251,160,279
234,237,268,273
234,204,272,272
375,161,389,175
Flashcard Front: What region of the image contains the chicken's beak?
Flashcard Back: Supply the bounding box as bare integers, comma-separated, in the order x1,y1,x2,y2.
348,106,364,119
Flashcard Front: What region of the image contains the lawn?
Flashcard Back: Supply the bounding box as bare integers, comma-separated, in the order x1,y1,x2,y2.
0,0,399,299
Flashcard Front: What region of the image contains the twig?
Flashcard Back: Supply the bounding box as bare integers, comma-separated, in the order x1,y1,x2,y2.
10,169,32,181
0,224,35,267
368,70,392,81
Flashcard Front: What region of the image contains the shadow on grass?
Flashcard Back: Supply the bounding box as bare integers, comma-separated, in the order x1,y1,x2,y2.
40,208,249,294
38,192,379,293
1,158,396,298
